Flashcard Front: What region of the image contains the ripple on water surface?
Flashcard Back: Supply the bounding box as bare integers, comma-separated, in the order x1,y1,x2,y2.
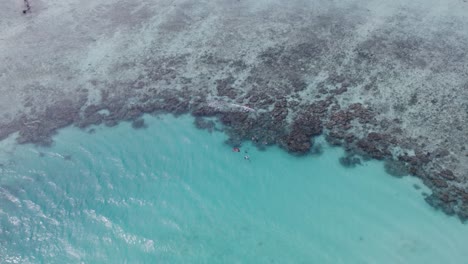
0,115,467,263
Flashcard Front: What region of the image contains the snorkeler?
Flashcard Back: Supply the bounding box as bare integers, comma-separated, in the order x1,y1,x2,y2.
23,0,31,14
233,147,240,152
244,155,250,161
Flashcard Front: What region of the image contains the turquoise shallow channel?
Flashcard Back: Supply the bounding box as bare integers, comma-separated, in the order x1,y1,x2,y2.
0,114,467,263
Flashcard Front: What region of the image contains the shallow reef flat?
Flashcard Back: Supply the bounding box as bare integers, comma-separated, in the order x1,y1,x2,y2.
0,0,467,220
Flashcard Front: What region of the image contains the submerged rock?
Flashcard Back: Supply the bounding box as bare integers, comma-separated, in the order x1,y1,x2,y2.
384,160,409,178
131,118,146,129
339,155,362,168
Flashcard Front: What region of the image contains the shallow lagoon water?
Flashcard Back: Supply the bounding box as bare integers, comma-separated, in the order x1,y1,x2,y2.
0,115,467,263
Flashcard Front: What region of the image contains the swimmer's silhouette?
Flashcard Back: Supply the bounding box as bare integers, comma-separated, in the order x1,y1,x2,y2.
23,0,31,14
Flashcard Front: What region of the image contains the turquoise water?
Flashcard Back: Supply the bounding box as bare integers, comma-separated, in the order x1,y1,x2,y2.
1,115,467,263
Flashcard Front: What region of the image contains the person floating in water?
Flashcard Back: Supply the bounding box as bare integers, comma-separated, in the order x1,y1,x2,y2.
23,0,31,14
244,155,250,161
233,147,240,152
